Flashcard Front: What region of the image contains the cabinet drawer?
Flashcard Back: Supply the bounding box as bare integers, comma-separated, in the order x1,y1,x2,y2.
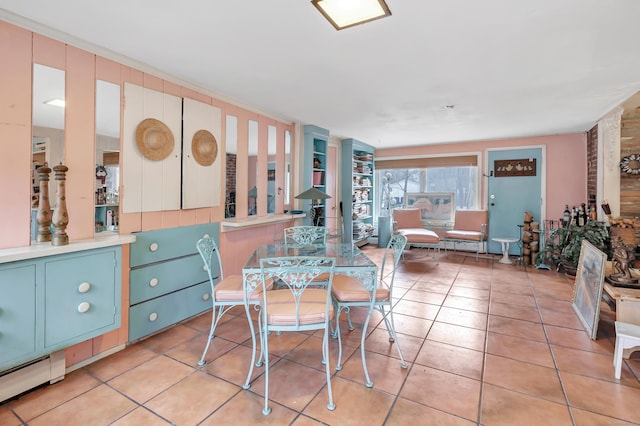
128,281,211,341
0,264,38,371
130,223,219,267
130,254,216,305
43,250,119,348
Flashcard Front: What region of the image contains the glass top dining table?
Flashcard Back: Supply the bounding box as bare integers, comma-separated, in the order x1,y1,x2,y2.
243,243,377,272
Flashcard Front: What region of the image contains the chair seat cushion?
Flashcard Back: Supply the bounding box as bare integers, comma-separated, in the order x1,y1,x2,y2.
397,228,440,244
265,288,333,326
331,274,389,302
445,230,483,242
215,275,273,302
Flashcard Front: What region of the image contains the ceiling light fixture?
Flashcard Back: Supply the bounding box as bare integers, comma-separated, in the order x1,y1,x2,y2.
44,98,65,108
311,0,391,31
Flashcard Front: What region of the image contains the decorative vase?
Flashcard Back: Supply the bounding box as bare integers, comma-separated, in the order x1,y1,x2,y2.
51,163,69,246
36,163,52,242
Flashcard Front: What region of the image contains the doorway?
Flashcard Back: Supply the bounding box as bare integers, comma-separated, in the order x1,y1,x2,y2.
487,147,544,256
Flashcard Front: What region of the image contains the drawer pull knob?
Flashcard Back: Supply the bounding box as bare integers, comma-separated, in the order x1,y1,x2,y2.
202,293,210,301
149,278,159,287
203,233,210,239
203,265,208,272
149,312,158,322
149,242,159,252
77,302,90,313
78,282,91,293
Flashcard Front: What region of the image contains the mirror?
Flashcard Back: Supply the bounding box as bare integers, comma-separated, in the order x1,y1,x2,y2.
284,130,292,212
32,64,65,211
94,80,121,233
225,115,238,218
247,119,258,216
267,125,276,214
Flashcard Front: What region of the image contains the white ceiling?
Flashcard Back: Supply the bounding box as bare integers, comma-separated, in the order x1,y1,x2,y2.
3,0,640,149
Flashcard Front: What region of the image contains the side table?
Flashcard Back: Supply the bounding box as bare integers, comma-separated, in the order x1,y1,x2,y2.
492,237,520,264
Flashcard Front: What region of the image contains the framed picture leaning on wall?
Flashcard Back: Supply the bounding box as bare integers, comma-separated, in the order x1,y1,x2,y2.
405,192,454,222
572,240,607,340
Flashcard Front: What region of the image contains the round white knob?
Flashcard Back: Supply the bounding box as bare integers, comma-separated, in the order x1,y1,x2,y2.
149,278,159,287
202,293,210,301
149,312,158,322
149,242,159,252
78,282,91,293
77,302,90,313
203,265,208,272
203,234,210,239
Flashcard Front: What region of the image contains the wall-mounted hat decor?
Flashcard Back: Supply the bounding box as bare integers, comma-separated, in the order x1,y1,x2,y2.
192,129,218,166
135,118,174,161
620,153,640,175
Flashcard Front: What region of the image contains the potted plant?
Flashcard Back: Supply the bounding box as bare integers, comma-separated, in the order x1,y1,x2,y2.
536,221,610,275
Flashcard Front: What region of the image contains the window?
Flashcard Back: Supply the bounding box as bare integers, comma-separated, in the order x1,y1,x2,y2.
375,155,480,220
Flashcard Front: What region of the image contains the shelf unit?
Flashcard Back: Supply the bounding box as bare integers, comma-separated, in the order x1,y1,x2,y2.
303,125,329,227
341,138,375,246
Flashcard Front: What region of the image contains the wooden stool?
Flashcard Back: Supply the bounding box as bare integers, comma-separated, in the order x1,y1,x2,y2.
613,321,640,379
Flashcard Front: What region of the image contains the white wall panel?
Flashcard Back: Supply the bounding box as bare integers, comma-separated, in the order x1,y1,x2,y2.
182,98,222,209
122,83,181,213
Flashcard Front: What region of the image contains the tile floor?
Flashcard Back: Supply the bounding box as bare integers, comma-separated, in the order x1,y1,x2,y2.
2,246,640,425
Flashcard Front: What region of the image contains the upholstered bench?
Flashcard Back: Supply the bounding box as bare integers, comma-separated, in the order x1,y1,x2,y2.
392,208,441,263
443,209,488,261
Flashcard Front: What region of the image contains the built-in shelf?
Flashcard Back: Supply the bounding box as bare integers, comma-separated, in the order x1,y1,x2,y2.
221,213,305,232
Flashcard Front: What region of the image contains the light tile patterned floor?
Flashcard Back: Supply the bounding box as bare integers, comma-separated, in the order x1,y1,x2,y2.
2,246,640,425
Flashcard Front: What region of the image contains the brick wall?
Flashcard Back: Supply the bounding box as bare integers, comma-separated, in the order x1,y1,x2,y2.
587,124,598,207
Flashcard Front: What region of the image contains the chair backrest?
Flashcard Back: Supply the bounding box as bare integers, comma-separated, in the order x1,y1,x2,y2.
259,256,335,329
453,210,489,239
284,226,327,245
197,236,224,282
392,208,422,229
380,234,407,289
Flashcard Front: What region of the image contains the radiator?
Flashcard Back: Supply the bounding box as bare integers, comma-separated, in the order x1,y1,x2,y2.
0,350,65,402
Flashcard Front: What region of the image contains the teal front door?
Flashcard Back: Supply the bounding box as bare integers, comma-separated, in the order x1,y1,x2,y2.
487,148,543,256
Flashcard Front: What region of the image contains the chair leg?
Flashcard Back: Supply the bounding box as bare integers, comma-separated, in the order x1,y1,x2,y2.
334,306,344,371
243,303,263,390
198,304,224,366
262,321,271,415
379,305,408,368
361,305,374,388
323,327,336,411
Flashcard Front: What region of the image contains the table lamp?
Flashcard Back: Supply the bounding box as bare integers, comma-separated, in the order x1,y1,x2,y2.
295,187,331,226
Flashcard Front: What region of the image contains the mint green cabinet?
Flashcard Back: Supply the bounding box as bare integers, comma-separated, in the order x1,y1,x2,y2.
128,223,219,342
0,246,121,373
303,125,329,227
0,264,38,370
341,138,375,246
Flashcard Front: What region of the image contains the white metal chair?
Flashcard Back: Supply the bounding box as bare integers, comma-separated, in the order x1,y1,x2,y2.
196,236,272,374
331,234,408,387
251,256,337,415
283,226,327,245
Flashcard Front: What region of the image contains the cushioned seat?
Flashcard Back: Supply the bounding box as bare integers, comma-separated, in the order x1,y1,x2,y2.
392,208,441,262
443,209,488,261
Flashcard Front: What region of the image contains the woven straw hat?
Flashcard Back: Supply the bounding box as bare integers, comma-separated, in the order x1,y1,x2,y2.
135,118,174,161
192,129,218,166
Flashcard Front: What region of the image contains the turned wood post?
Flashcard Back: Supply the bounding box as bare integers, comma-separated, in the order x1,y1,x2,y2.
36,163,52,242
51,163,69,246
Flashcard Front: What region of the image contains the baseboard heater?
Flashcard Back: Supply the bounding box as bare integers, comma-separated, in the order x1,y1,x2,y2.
0,350,66,403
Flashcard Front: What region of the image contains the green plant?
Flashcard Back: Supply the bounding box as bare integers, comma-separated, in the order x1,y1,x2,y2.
536,221,610,271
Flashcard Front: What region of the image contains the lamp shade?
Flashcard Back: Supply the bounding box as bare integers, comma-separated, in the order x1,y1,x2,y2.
295,187,331,200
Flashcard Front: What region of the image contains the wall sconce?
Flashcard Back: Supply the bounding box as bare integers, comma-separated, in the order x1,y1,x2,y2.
311,0,392,31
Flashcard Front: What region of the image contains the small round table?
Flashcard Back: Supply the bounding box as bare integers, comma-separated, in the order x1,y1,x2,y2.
492,237,520,264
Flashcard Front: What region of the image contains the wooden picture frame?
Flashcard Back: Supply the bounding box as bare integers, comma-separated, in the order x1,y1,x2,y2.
572,240,607,340
405,192,454,222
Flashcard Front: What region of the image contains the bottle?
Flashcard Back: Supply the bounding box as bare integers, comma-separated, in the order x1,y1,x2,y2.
563,205,571,225
577,205,584,226
590,204,597,221
571,207,577,226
